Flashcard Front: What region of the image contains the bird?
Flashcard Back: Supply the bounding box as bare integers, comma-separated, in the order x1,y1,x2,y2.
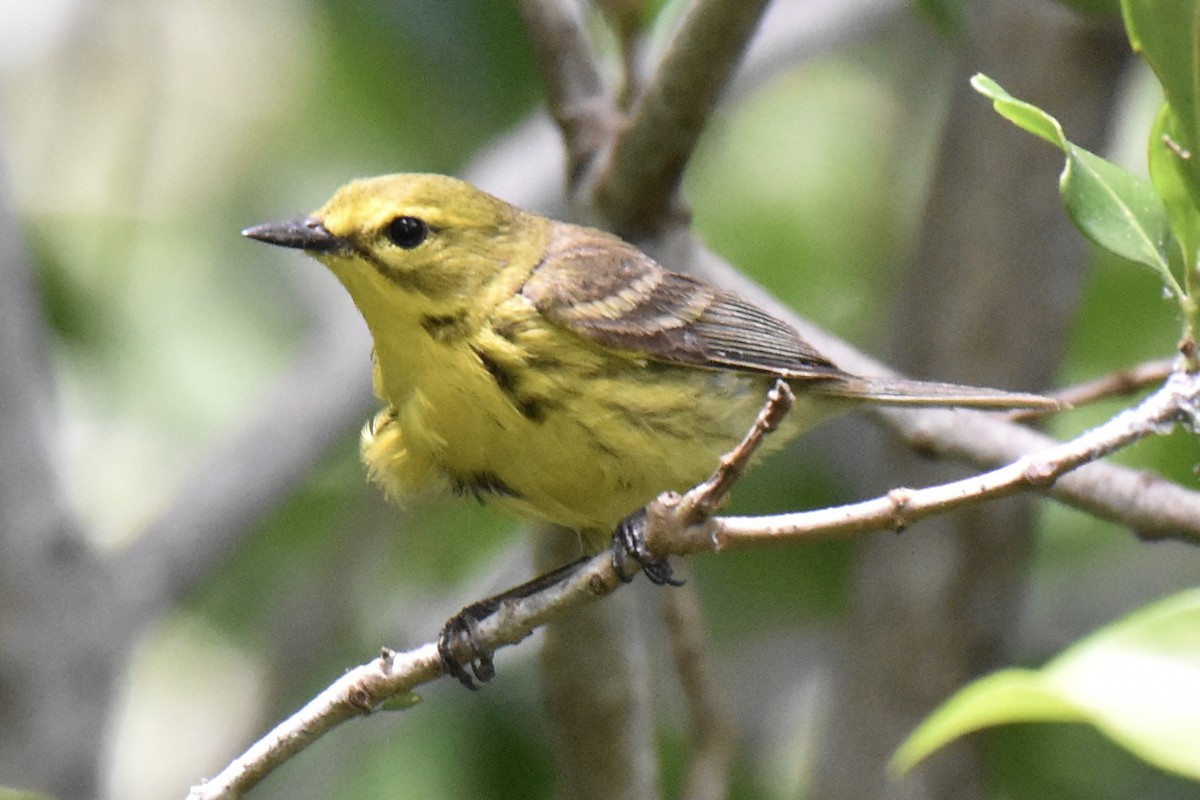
244,172,1055,685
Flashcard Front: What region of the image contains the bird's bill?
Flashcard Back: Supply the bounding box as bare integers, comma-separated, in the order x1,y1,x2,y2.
242,215,343,253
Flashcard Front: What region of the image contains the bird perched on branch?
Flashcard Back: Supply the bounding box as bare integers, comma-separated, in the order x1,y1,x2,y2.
245,173,1054,552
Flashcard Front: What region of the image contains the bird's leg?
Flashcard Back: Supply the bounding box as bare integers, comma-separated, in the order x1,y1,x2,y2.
438,555,589,689
611,507,685,586
611,379,796,587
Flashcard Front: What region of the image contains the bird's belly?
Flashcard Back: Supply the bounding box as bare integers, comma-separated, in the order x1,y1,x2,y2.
361,364,796,543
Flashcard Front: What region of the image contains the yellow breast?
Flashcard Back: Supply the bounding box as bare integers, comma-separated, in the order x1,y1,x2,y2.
358,299,784,545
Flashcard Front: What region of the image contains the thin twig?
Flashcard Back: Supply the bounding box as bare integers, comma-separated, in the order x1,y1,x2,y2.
678,379,795,524
595,0,773,235
187,552,627,800
516,0,615,185
661,581,739,800
1009,357,1174,420
186,645,441,800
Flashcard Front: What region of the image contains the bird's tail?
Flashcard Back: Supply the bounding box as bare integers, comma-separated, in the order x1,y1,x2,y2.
819,375,1060,412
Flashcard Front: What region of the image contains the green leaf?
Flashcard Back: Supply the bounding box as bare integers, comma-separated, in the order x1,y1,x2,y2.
894,589,1200,780
1123,0,1200,220
1061,144,1177,295
973,73,1178,296
970,74,1066,148
1149,103,1200,271
1122,0,1200,153
378,691,423,712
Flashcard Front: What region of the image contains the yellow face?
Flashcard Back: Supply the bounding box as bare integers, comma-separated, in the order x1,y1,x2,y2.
317,174,515,244
311,173,543,305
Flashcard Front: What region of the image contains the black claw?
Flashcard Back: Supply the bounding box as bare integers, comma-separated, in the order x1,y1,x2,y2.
611,509,684,587
435,556,589,689
438,601,498,690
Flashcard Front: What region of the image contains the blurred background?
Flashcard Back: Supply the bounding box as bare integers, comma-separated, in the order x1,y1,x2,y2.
2,1,1199,799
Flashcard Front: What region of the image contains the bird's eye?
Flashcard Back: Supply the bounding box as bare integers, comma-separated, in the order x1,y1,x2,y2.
384,216,428,249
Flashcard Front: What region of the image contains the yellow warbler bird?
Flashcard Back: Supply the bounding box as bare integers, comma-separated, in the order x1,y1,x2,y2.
244,173,1051,552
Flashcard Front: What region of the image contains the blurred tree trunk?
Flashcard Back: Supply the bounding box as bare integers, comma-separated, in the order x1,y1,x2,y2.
812,3,1128,799
0,172,122,800
537,530,659,800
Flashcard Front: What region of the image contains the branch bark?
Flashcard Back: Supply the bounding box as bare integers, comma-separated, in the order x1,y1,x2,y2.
595,0,773,235
517,0,614,185
693,371,1200,550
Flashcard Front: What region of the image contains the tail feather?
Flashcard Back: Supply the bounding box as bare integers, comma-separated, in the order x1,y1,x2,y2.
820,375,1060,412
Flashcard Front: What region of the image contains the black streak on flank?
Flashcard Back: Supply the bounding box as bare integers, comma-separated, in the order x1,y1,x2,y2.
453,471,521,503
472,347,548,423
421,312,469,342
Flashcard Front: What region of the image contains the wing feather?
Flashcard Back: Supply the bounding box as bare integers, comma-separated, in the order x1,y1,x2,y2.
520,225,842,380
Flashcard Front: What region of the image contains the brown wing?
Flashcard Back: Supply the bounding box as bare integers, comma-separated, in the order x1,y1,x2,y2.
520,225,844,380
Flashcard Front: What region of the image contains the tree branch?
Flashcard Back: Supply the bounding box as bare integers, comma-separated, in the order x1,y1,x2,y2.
187,550,628,800
516,0,615,186
654,368,1200,554
688,240,1200,542
185,362,1200,799
0,151,73,580
1025,357,1174,416
0,154,116,800
537,532,659,800
875,400,1200,544
595,0,772,235
661,581,739,800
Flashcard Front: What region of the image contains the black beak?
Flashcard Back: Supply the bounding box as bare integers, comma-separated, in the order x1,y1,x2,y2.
242,215,344,253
